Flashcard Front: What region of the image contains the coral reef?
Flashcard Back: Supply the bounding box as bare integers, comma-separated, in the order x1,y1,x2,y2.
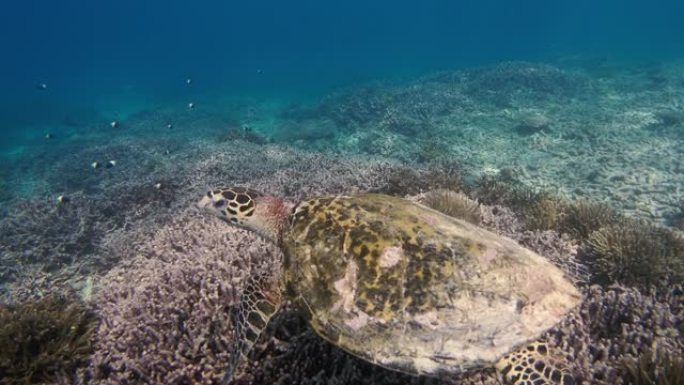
0,181,186,301
522,196,566,231
273,118,338,142
0,293,97,385
90,213,276,384
88,147,404,383
0,196,101,268
651,109,684,131
0,195,112,302
421,189,481,224
265,60,684,228
416,138,451,163
548,285,684,385
515,111,552,135
561,200,620,240
464,62,587,106
583,218,684,292
315,86,391,131
4,59,684,385
0,169,11,204
377,161,465,197
665,205,684,231
470,176,540,214
217,125,268,144
622,348,684,385
1,140,399,301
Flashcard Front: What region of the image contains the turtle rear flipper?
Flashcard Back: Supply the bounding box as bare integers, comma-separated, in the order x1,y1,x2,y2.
224,271,282,385
495,341,575,385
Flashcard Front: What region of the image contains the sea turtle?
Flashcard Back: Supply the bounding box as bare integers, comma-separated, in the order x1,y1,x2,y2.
197,187,581,385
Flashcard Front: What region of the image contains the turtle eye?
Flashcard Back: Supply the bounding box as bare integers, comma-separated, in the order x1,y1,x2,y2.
214,199,226,208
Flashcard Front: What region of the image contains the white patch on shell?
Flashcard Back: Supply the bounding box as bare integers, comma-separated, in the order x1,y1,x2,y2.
345,311,370,330
479,247,498,264
412,311,440,330
378,246,402,268
332,260,358,312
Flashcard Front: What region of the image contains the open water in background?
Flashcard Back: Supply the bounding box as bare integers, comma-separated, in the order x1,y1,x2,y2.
1,0,684,150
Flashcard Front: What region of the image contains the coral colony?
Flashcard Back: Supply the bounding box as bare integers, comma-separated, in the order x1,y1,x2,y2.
1,62,683,384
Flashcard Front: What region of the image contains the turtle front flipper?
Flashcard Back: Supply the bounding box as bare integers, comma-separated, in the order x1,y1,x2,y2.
495,341,575,385
224,271,282,385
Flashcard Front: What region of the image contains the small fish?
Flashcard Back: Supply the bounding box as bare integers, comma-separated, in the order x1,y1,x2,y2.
167,123,173,129
37,83,48,90
154,183,162,189
111,121,119,128
91,161,101,169
188,102,194,109
106,160,117,168
44,133,54,140
186,78,192,85
256,69,263,74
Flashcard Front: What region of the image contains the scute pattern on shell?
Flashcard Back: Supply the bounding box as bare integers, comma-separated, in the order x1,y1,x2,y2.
281,194,580,377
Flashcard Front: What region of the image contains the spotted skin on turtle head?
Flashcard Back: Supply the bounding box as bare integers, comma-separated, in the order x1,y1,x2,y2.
495,341,575,385
198,186,293,245
199,187,261,225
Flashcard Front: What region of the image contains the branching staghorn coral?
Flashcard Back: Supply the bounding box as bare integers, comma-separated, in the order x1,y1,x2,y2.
548,285,684,385
89,212,281,384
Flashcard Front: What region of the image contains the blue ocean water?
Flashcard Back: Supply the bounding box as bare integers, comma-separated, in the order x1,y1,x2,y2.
1,0,683,148
2,1,684,384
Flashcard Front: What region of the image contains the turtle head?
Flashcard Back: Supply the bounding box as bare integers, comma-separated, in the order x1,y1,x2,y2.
198,187,293,244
